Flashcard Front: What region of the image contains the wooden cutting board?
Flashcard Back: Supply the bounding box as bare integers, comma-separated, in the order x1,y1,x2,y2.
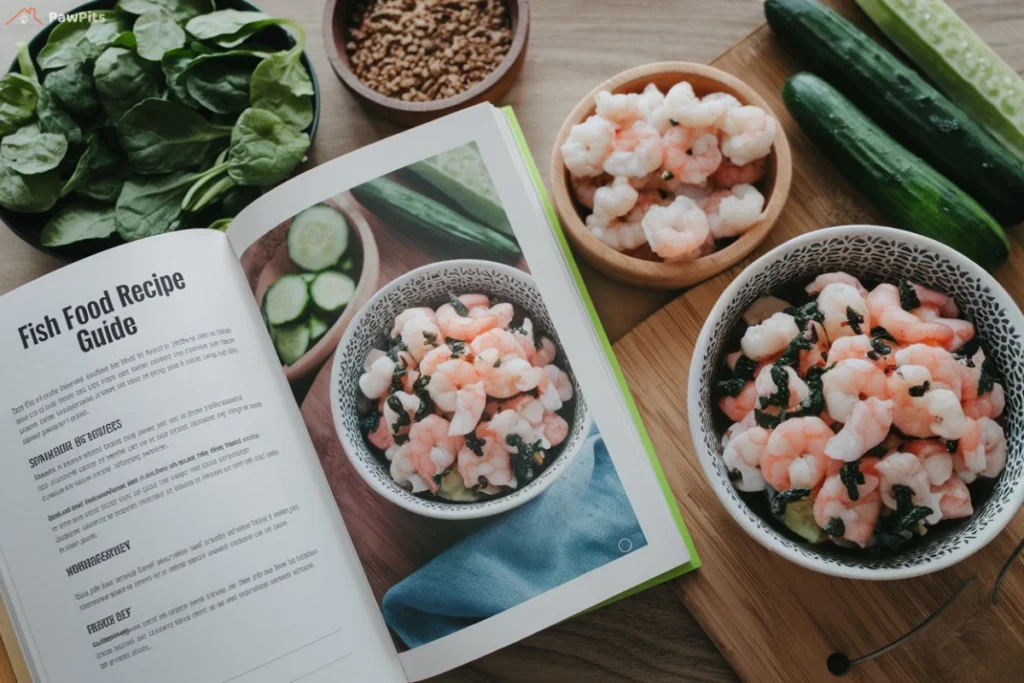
612,1,1024,681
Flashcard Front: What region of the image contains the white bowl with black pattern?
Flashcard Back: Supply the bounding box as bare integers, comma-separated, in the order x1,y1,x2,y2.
688,225,1024,580
330,259,591,520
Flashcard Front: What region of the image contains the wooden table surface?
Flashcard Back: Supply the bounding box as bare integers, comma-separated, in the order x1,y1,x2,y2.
0,1,1021,681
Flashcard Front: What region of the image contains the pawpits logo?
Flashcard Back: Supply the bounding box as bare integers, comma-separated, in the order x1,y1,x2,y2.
6,8,43,25
5,8,108,25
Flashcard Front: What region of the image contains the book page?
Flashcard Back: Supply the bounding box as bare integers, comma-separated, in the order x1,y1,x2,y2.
0,231,405,683
227,104,690,681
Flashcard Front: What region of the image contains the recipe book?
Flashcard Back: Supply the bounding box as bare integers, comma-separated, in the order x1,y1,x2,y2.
0,103,697,683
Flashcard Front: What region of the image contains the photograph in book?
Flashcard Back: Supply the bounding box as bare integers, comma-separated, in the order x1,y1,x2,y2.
238,142,648,651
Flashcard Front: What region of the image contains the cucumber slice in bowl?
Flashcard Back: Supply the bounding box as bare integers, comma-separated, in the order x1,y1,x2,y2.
272,324,310,365
263,273,310,326
287,204,350,271
310,271,355,315
306,314,329,343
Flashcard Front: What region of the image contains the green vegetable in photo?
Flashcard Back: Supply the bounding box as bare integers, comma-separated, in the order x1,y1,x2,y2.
118,99,232,173
44,62,100,119
41,201,116,246
115,171,198,240
0,73,39,136
93,47,160,120
226,108,309,185
37,15,101,70
134,9,187,61
118,0,214,23
0,123,67,175
61,134,119,197
0,159,61,213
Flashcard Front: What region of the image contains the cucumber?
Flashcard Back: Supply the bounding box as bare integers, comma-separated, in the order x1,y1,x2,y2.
336,255,356,274
287,204,350,271
310,271,355,315
855,0,1024,165
350,178,520,264
765,0,1024,226
766,487,826,544
306,314,329,343
436,469,485,503
262,274,310,326
783,73,1009,271
272,323,310,365
299,272,317,284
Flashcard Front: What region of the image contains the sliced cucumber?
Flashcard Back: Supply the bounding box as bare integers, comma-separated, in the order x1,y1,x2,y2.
272,323,310,365
299,272,317,284
263,274,309,326
436,469,485,502
287,204,350,271
307,314,329,343
310,271,355,315
336,255,356,274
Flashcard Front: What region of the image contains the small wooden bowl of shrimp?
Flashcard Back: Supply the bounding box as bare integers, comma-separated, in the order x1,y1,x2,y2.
550,62,793,290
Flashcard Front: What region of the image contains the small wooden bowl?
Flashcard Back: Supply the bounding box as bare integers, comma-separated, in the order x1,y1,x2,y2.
550,62,793,290
323,0,530,127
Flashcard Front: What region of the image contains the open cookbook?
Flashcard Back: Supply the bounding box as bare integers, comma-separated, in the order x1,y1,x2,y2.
0,104,698,683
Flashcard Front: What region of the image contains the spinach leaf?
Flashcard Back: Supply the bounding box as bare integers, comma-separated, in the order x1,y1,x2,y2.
37,16,101,70
44,62,100,119
0,73,39,136
36,87,82,147
118,0,213,23
226,108,309,185
185,58,255,114
250,46,314,130
40,201,116,246
115,171,198,240
93,47,161,120
85,11,134,50
1,124,68,175
161,47,201,107
16,41,36,80
134,9,186,61
61,134,119,196
184,10,270,43
182,168,235,212
76,167,131,203
220,185,261,216
208,218,231,231
118,98,232,173
0,159,61,213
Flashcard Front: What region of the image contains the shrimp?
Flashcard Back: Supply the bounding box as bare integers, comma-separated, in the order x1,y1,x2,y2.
391,307,436,338
426,359,481,412
366,414,395,451
419,343,455,377
740,311,799,361
818,282,871,342
648,81,698,133
934,476,973,519
449,380,486,436
955,417,1007,482
571,174,606,209
912,306,974,352
640,195,711,261
814,479,883,547
473,348,543,399
887,365,968,439
561,114,615,177
482,302,514,329
510,318,537,361
723,426,770,492
541,412,569,447
537,364,574,412
469,328,527,361
760,416,833,491
894,344,962,398
586,208,648,251
638,83,665,115
712,157,767,188
382,391,421,439
661,127,722,185
488,408,551,453
902,440,954,486
359,354,397,399
876,451,942,524
718,381,757,423
702,184,765,239
821,359,889,423
594,90,647,128
531,337,557,368
407,415,463,491
436,301,499,341
866,284,955,347
722,410,757,449
603,121,664,177
675,91,740,129
754,364,810,411
824,397,893,462
963,383,1005,420
457,433,516,490
909,283,959,318
591,176,640,223
806,272,869,298
799,321,830,376
828,335,898,369
720,105,777,166
390,442,430,493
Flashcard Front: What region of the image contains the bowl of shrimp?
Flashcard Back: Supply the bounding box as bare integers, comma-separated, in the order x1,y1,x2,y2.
330,259,592,520
551,61,792,290
689,225,1024,580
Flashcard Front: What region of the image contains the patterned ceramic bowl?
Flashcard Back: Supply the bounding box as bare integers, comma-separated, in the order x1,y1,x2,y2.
688,225,1024,579
330,259,591,520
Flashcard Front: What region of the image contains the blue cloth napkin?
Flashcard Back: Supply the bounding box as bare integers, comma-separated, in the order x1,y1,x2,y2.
381,425,647,648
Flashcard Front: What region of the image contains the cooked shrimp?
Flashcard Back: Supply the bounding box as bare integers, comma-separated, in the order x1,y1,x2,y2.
760,416,833,491
956,417,1007,482
426,359,481,412
407,415,463,491
723,426,770,492
963,383,1005,420
740,311,799,361
934,476,973,519
531,337,557,368
640,195,711,261
814,479,883,547
799,321,830,376
586,209,648,251
720,105,777,166
469,328,527,361
448,380,486,436
398,314,444,362
719,382,757,423
648,81,698,133
419,344,456,377
561,114,616,177
390,442,430,493
510,318,537,361
638,83,665,117
824,397,893,462
537,364,574,412
909,283,959,318
894,344,962,398
902,440,954,486
676,91,740,129
822,359,889,422
595,90,647,128
702,184,765,239
661,127,722,185
382,391,421,438
888,365,969,439
828,335,897,369
712,157,767,188
366,414,395,451
359,354,397,399
805,272,869,298
592,176,640,223
499,394,546,424
541,412,569,447
570,174,606,209
866,284,955,347
818,282,871,342
391,307,436,338
489,408,551,453
603,121,664,177
436,301,499,341
722,410,757,449
473,349,544,399
755,364,810,411
457,434,516,490
911,306,974,352
876,450,942,524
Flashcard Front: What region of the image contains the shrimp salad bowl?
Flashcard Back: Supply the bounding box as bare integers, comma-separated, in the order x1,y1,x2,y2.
331,260,591,520
689,225,1024,579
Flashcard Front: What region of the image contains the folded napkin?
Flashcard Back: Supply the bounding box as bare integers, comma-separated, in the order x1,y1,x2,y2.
382,425,647,648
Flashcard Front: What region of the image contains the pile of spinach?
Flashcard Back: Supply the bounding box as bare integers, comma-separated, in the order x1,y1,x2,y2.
0,2,312,247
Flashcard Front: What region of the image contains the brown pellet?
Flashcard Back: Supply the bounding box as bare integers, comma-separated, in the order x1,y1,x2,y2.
345,0,513,101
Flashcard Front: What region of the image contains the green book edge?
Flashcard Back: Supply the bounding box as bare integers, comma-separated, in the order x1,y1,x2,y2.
501,106,701,603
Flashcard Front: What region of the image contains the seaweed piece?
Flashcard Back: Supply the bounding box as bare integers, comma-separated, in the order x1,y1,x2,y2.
465,431,486,457
448,292,469,316
839,461,865,502
791,366,826,417
908,381,931,397
359,411,380,435
845,306,864,335
769,487,812,517
978,356,1002,395
506,434,543,483
876,483,933,551
734,355,757,381
784,301,824,330
716,378,747,398
823,518,845,537
386,394,411,434
870,326,897,343
446,336,466,358
758,365,791,409
754,408,782,429
946,439,959,454
898,281,921,310
775,334,813,368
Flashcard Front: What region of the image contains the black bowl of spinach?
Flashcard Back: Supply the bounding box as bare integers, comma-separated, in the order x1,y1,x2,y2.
1,0,320,260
